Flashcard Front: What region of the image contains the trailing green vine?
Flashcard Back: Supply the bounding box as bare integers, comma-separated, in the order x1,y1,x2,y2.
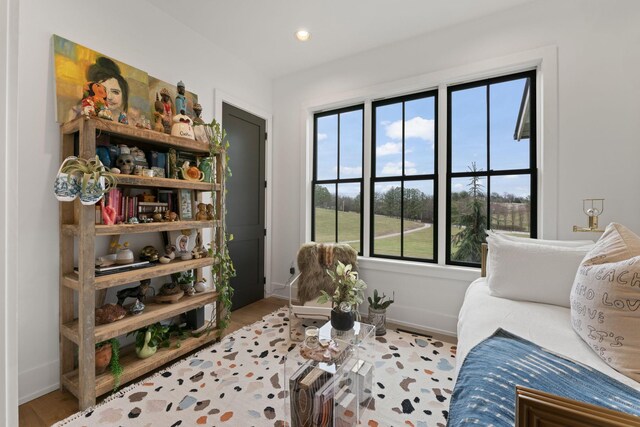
204,118,236,332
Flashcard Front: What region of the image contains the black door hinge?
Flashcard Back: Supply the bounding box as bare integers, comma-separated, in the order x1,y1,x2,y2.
264,180,267,188
263,277,266,285
265,132,268,141
264,228,267,236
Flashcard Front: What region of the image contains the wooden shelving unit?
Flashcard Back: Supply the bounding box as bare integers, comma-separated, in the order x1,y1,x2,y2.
58,116,226,409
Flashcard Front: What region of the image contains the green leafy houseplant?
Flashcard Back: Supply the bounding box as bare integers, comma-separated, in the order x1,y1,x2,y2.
318,261,367,314
95,338,123,392
368,289,395,310
202,118,236,332
129,323,169,359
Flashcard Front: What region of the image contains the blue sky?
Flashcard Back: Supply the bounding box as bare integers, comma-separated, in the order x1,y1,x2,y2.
316,77,530,198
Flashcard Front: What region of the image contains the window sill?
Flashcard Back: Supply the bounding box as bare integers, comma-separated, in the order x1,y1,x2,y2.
357,256,481,282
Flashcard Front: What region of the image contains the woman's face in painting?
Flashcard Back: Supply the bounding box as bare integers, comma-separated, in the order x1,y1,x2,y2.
101,78,123,111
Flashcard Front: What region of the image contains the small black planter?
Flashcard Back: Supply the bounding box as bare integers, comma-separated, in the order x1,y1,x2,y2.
331,308,355,331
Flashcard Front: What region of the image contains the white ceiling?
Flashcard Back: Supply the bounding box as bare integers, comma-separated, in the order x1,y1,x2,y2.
148,0,534,78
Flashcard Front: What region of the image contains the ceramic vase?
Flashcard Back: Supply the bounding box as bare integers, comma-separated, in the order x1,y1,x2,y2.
368,307,387,336
136,331,157,359
95,343,112,374
79,176,105,205
331,307,355,331
54,156,81,201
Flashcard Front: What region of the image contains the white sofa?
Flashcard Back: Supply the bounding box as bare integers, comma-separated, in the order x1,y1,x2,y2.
456,277,640,391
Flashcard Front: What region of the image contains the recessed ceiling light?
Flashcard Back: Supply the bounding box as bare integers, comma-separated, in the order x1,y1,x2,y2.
295,29,311,42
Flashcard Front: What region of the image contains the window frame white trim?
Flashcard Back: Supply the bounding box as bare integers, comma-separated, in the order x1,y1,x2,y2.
299,46,559,268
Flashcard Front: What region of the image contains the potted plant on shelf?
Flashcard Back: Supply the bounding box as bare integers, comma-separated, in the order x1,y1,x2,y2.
318,261,367,331
58,155,117,205
95,338,123,391
130,323,169,359
367,289,395,336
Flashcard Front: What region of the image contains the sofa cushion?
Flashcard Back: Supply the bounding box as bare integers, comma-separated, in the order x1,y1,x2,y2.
570,223,640,382
486,235,591,307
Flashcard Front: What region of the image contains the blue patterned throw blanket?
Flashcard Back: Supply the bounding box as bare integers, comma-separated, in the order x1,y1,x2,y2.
449,329,640,426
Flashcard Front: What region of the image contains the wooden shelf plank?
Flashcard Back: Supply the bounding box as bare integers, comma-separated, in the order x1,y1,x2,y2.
95,220,220,235
62,331,219,398
114,174,221,191
63,291,219,343
61,116,224,155
63,257,216,290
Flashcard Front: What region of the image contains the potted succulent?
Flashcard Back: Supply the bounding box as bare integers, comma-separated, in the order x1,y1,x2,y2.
318,261,367,331
368,289,395,336
95,338,123,391
58,155,117,205
130,323,169,359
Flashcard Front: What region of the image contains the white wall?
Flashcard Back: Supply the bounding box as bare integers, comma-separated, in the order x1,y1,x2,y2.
270,0,640,334
16,0,272,403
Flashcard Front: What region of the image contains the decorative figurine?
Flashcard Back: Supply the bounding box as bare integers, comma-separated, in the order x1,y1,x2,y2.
116,279,151,306
178,161,204,181
198,157,214,182
175,81,187,115
168,148,178,179
195,203,208,220
116,153,134,175
194,278,208,293
153,93,165,132
206,204,215,220
127,217,139,224
95,303,127,325
171,114,195,140
81,81,108,117
139,246,159,262
100,199,116,225
156,282,184,303
152,212,163,223
159,88,175,134
163,210,178,222
129,299,145,315
192,103,204,125
118,112,128,124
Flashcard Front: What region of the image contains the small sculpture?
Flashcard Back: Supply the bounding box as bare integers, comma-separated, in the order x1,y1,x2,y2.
185,286,196,296
158,244,177,263
118,112,129,124
153,93,165,133
81,82,109,118
168,148,178,179
116,279,151,306
95,303,127,325
159,88,175,134
178,161,204,181
159,282,181,296
100,199,116,225
175,81,187,115
192,103,204,125
152,212,163,222
128,217,139,224
140,246,159,262
194,278,208,293
206,204,215,220
171,114,195,140
116,153,134,174
163,210,178,222
195,203,208,221
129,299,145,315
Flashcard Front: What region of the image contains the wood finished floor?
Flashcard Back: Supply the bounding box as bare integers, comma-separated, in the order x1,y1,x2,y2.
19,296,456,426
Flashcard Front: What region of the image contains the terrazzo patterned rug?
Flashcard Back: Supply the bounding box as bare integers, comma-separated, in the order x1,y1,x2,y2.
55,308,456,427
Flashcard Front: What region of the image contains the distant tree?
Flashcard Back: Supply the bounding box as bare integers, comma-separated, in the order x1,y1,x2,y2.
451,162,487,263
315,185,333,209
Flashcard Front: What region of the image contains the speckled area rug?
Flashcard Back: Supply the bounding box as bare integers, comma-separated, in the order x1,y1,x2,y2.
54,308,456,427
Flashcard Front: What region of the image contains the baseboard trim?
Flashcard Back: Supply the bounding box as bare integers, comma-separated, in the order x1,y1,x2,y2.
18,359,59,404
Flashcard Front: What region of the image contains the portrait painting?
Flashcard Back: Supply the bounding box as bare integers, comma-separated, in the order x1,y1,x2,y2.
53,35,151,124
149,76,199,120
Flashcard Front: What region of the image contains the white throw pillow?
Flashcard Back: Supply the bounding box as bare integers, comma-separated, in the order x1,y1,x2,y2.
486,235,592,307
486,230,594,247
570,223,640,382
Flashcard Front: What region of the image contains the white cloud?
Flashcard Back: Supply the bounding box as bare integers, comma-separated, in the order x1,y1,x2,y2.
317,133,328,141
376,142,402,156
385,116,434,142
340,166,362,177
381,161,417,175
453,183,464,190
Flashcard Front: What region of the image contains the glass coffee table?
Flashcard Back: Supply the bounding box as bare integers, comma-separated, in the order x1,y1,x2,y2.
284,320,376,426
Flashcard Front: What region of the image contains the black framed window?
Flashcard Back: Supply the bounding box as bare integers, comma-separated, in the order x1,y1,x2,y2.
312,105,364,254
371,90,438,262
446,70,537,266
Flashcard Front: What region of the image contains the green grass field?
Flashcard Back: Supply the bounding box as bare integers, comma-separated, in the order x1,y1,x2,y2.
314,208,434,258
